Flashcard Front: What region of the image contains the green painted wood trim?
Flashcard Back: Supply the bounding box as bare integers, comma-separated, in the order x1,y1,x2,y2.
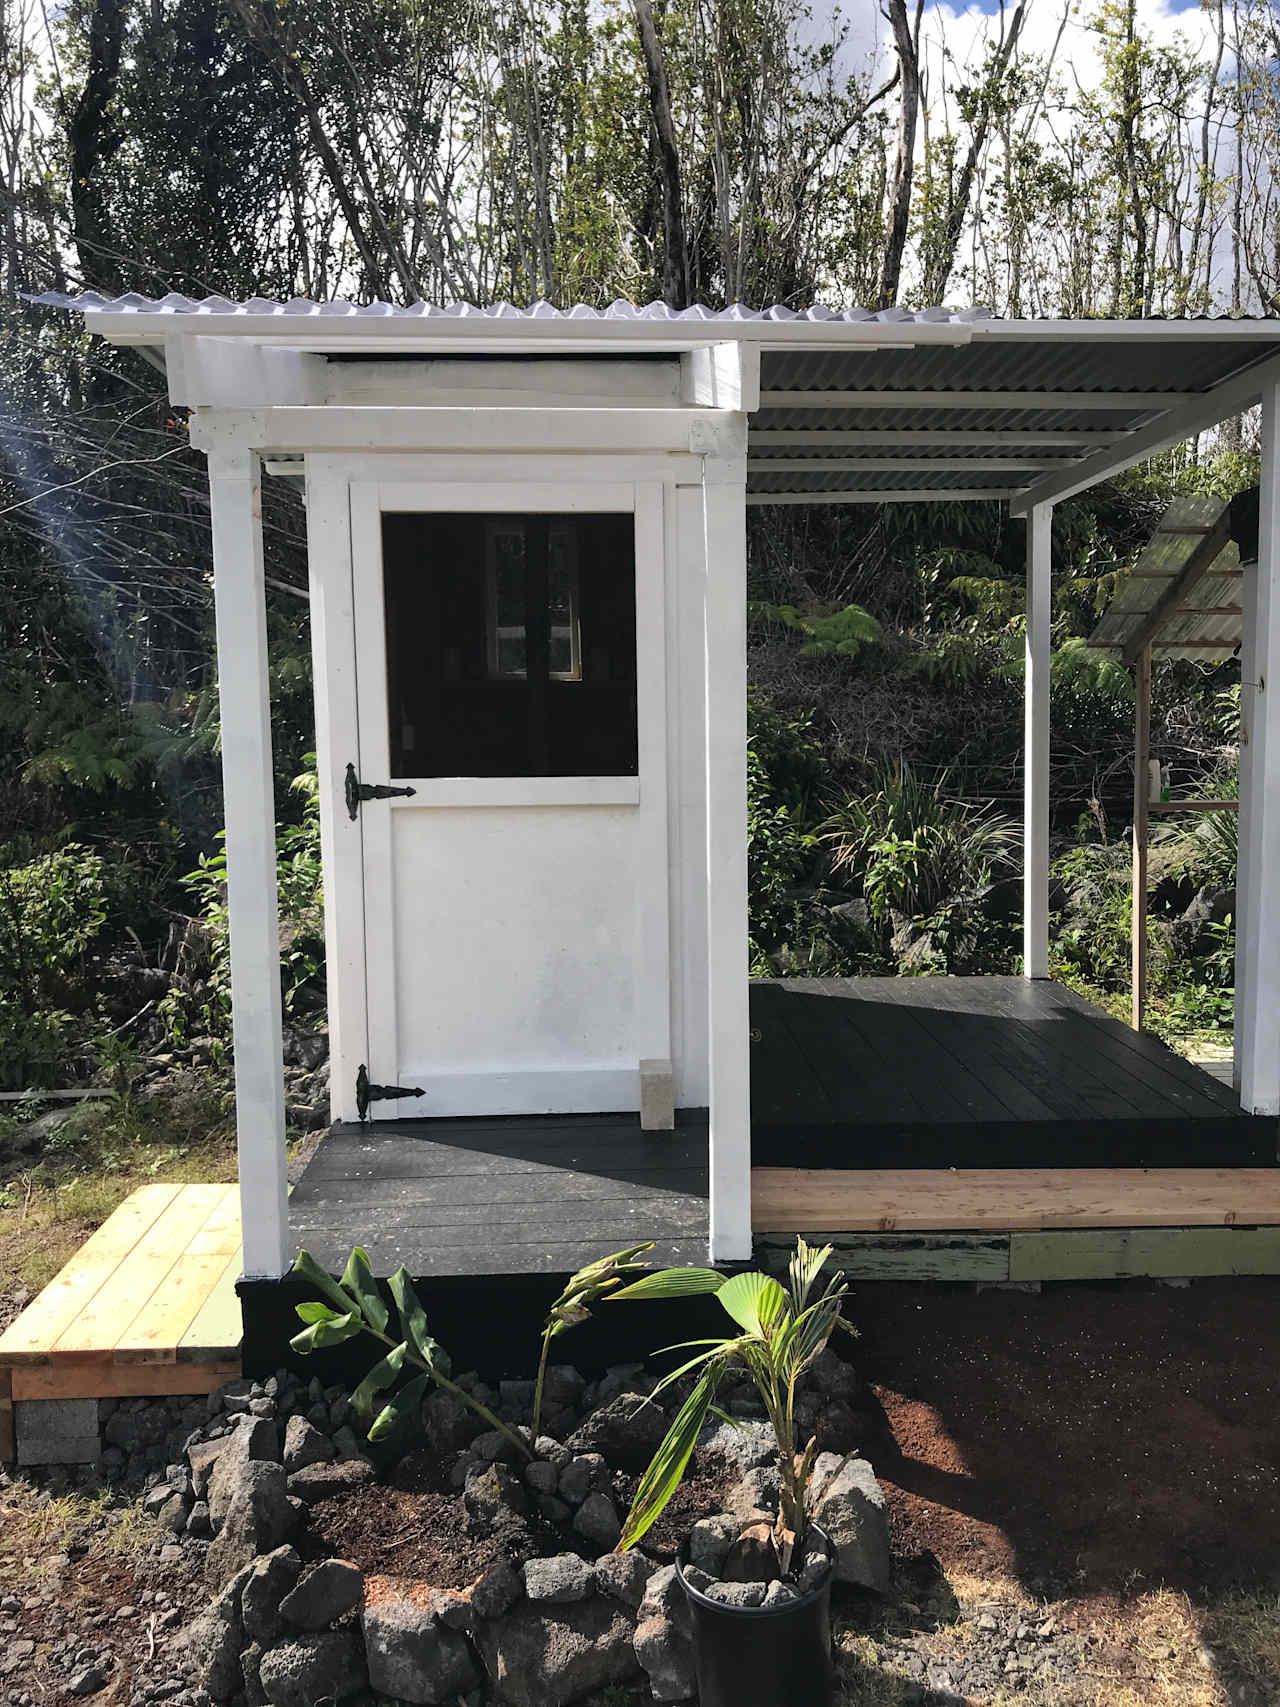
755,1233,1010,1282
1009,1225,1280,1281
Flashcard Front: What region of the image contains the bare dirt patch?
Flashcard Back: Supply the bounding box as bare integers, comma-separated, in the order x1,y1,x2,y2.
848,1278,1280,1599
306,1446,736,1588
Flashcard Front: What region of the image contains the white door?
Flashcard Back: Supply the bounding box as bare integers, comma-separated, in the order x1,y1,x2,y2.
345,475,670,1121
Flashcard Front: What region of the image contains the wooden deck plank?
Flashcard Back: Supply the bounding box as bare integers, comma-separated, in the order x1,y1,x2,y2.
0,1184,182,1364
48,1184,231,1363
178,1251,244,1361
751,1167,1280,1232
11,1359,241,1402
115,1243,242,1364
1009,1225,1280,1280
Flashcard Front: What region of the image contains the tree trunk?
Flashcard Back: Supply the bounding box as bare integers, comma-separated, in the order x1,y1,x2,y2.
67,0,125,293
877,0,921,310
631,0,689,308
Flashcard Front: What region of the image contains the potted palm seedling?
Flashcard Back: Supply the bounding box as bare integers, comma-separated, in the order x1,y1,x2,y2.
607,1239,853,1707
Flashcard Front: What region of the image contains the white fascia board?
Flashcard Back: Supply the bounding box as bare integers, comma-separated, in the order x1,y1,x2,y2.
189,404,746,455
1009,348,1280,516
680,343,761,410
970,318,1280,343
88,312,976,353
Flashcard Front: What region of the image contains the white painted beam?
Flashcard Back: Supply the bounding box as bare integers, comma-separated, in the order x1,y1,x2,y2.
1010,352,1280,516
191,406,748,456
746,489,1014,505
206,444,290,1279
681,343,761,411
759,389,1195,411
749,430,1102,448
1236,380,1280,1116
1024,504,1053,980
701,432,753,1263
747,457,1050,474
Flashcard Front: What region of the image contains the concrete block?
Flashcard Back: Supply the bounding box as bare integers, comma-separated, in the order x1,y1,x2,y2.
16,1398,101,1466
639,1059,674,1132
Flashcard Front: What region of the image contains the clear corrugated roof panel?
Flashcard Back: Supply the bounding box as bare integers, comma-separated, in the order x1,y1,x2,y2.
1089,495,1243,662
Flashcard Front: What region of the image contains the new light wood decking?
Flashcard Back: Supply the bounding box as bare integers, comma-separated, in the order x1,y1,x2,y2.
0,1183,243,1404
751,1166,1280,1233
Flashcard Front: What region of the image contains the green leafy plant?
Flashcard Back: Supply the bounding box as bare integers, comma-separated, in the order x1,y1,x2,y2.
292,1241,655,1457
748,601,882,660
819,763,1017,927
607,1240,853,1575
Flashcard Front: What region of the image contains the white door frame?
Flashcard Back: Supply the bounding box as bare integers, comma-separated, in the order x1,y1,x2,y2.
319,459,672,1122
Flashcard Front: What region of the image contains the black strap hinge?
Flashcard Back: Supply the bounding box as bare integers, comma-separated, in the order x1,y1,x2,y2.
345,762,416,820
356,1063,426,1121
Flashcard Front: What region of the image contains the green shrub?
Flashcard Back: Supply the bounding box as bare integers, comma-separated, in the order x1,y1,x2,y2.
161,764,326,1045
0,845,108,1088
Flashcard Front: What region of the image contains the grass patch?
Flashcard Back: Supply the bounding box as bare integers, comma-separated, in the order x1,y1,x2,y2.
0,1078,236,1299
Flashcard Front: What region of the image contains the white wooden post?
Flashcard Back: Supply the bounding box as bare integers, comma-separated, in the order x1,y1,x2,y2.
1023,503,1052,979
701,432,753,1262
1236,381,1280,1115
207,442,290,1277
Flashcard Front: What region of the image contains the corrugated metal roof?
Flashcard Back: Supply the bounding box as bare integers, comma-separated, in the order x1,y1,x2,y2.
1088,494,1252,662
27,290,993,324
29,291,1280,505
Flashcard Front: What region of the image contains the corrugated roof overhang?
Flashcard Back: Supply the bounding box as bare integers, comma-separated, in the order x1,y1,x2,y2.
29,293,1280,512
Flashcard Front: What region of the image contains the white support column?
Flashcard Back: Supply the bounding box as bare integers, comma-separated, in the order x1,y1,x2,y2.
702,427,753,1262
1023,503,1053,979
1236,381,1280,1116
207,443,290,1278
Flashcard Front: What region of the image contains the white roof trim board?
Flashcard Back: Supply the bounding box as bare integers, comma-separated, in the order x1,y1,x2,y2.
29,293,1280,506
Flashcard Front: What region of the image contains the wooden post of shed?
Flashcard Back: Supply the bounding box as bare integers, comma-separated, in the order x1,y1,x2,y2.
1132,643,1152,1030
1236,385,1280,1116
204,438,290,1280
1023,503,1052,979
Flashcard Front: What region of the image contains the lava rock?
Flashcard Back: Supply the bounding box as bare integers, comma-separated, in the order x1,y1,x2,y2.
572,1492,621,1551
465,1463,529,1535
205,1462,299,1586
696,1418,775,1474
633,1565,695,1703
704,1580,766,1607
362,1582,480,1703
565,1394,669,1473
470,1559,523,1621
278,1558,363,1631
688,1513,741,1572
206,1418,281,1528
593,1549,650,1610
524,1459,560,1495
281,1416,334,1476
723,1520,779,1584
285,1459,375,1505
476,1596,639,1707
523,1554,595,1604
428,1588,475,1633
423,1387,483,1454
811,1452,890,1593
241,1546,303,1645
180,1575,247,1703
806,1346,860,1403
258,1632,366,1707
66,1666,106,1696
762,1579,801,1608
724,1464,780,1523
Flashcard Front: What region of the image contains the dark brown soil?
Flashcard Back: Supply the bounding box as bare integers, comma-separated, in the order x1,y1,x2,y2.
850,1278,1280,1596
307,1446,736,1588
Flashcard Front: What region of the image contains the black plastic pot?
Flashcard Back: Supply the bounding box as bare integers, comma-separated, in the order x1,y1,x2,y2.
675,1524,836,1707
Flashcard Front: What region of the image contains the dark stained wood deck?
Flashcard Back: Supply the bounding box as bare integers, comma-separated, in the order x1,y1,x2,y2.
750,976,1276,1169
289,1112,709,1277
